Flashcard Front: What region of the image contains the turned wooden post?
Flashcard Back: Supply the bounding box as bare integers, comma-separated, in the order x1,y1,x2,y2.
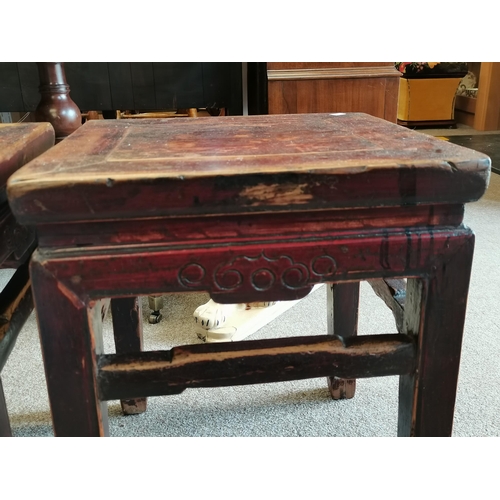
35,62,81,142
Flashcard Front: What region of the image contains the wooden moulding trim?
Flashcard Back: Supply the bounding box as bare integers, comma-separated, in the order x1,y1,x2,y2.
267,67,402,81
34,204,466,249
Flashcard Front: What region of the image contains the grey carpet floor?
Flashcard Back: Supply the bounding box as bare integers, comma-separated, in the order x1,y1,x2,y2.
2,174,500,437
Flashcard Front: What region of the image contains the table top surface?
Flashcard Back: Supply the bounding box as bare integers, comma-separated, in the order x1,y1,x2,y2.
0,122,54,188
6,113,492,223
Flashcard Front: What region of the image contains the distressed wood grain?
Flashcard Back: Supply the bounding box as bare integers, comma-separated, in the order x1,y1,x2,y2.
35,204,465,249
30,260,109,437
368,278,407,332
0,122,55,436
33,226,474,305
0,122,54,193
10,113,489,437
7,114,490,224
98,334,416,401
327,282,360,399
110,297,147,414
398,230,475,436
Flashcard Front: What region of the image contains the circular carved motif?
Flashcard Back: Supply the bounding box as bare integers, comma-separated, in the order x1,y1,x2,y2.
282,264,309,289
251,269,276,291
311,255,337,276
179,263,206,287
215,269,244,290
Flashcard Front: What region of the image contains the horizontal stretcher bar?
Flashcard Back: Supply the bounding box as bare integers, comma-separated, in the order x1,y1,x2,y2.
98,333,416,400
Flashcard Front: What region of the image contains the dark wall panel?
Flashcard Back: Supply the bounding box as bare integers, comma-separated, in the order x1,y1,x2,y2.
0,63,243,115
130,63,156,110
108,63,134,110
203,63,231,109
65,63,112,111
17,63,40,111
0,63,24,112
153,63,204,109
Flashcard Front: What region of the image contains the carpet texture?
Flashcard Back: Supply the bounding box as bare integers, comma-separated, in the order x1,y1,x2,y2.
1,174,499,437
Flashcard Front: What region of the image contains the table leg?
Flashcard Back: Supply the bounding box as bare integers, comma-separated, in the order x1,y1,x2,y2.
398,231,475,436
326,282,360,399
0,377,12,437
110,297,147,414
30,256,108,437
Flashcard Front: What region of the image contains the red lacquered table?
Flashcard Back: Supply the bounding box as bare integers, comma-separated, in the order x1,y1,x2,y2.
7,113,491,436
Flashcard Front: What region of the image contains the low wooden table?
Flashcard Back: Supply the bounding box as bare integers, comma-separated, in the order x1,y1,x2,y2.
7,113,491,437
0,122,54,436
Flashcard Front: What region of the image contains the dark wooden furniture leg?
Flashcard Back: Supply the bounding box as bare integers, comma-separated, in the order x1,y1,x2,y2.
0,263,34,437
398,230,474,437
0,122,54,435
368,278,406,332
327,282,359,399
110,297,147,414
34,65,148,395
0,377,11,436
30,257,109,437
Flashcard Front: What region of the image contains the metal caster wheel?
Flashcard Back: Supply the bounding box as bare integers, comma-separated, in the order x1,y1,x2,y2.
148,295,164,324
148,312,163,324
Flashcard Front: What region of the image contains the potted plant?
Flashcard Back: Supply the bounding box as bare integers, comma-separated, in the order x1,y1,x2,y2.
395,62,468,128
